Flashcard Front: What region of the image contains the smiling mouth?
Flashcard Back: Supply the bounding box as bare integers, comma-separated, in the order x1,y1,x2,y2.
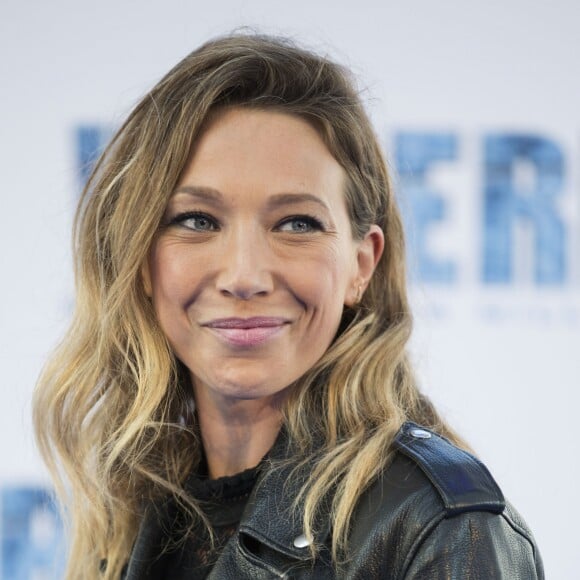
202,317,289,347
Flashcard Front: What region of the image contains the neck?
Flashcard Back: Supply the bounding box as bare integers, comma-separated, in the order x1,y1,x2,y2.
193,384,285,479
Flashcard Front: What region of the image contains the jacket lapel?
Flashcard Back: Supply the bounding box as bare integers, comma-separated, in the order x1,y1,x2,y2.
122,501,171,580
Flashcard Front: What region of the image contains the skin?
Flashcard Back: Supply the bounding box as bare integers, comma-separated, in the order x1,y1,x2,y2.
143,108,384,478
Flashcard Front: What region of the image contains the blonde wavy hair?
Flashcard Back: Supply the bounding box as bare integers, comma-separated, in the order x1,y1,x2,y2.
34,33,465,579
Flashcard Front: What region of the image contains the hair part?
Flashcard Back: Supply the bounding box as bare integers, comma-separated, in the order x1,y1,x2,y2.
33,32,466,579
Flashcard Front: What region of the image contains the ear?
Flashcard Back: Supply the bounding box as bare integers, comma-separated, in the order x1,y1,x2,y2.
345,225,385,306
141,259,153,298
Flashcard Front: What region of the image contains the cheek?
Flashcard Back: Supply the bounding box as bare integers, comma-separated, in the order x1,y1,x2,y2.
287,247,349,313
147,247,204,361
148,243,203,322
150,240,201,292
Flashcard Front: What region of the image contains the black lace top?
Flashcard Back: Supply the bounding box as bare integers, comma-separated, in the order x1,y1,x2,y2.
159,460,263,579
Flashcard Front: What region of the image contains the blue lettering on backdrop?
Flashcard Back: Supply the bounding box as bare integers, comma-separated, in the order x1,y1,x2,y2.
1,487,64,579
483,135,566,284
395,133,458,284
76,125,111,186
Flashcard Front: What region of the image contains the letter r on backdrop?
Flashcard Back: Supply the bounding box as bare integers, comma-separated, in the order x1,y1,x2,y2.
483,134,566,285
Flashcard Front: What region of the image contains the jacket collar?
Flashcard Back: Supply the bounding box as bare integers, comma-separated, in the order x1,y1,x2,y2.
237,427,332,561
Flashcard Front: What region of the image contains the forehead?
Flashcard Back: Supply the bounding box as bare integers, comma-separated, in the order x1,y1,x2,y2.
178,107,346,205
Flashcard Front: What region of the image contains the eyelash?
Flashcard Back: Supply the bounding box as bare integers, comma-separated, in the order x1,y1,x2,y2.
277,215,325,233
167,211,325,233
168,211,219,231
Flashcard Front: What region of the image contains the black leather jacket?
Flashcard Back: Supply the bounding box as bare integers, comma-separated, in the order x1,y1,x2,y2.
123,422,544,579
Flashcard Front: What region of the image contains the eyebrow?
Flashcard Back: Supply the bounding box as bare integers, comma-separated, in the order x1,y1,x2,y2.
267,192,330,212
172,186,225,206
172,185,330,212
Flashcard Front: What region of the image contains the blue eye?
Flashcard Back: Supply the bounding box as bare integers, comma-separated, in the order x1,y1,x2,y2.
170,212,219,231
277,215,324,233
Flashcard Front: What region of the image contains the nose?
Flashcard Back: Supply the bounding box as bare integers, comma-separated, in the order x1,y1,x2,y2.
215,227,275,300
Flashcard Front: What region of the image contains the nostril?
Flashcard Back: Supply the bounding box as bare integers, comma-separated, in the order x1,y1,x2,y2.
219,286,269,300
216,269,274,299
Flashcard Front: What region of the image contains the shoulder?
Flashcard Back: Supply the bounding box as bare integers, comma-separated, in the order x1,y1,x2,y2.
346,421,544,579
391,421,504,515
356,421,506,524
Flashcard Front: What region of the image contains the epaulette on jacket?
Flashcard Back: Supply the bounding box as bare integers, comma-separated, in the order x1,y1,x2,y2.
393,421,505,516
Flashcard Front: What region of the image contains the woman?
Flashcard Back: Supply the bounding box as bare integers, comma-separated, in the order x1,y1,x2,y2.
34,33,543,579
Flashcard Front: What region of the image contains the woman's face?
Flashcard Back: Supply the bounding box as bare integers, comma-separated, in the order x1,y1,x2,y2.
144,108,383,406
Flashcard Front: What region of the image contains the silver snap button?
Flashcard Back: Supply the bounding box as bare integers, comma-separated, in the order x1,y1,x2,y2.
293,533,311,548
410,428,432,439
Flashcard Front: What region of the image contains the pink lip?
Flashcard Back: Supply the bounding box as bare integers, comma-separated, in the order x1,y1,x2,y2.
202,317,289,347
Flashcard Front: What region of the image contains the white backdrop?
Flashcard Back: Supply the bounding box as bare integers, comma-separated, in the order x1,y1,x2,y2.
1,1,578,578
